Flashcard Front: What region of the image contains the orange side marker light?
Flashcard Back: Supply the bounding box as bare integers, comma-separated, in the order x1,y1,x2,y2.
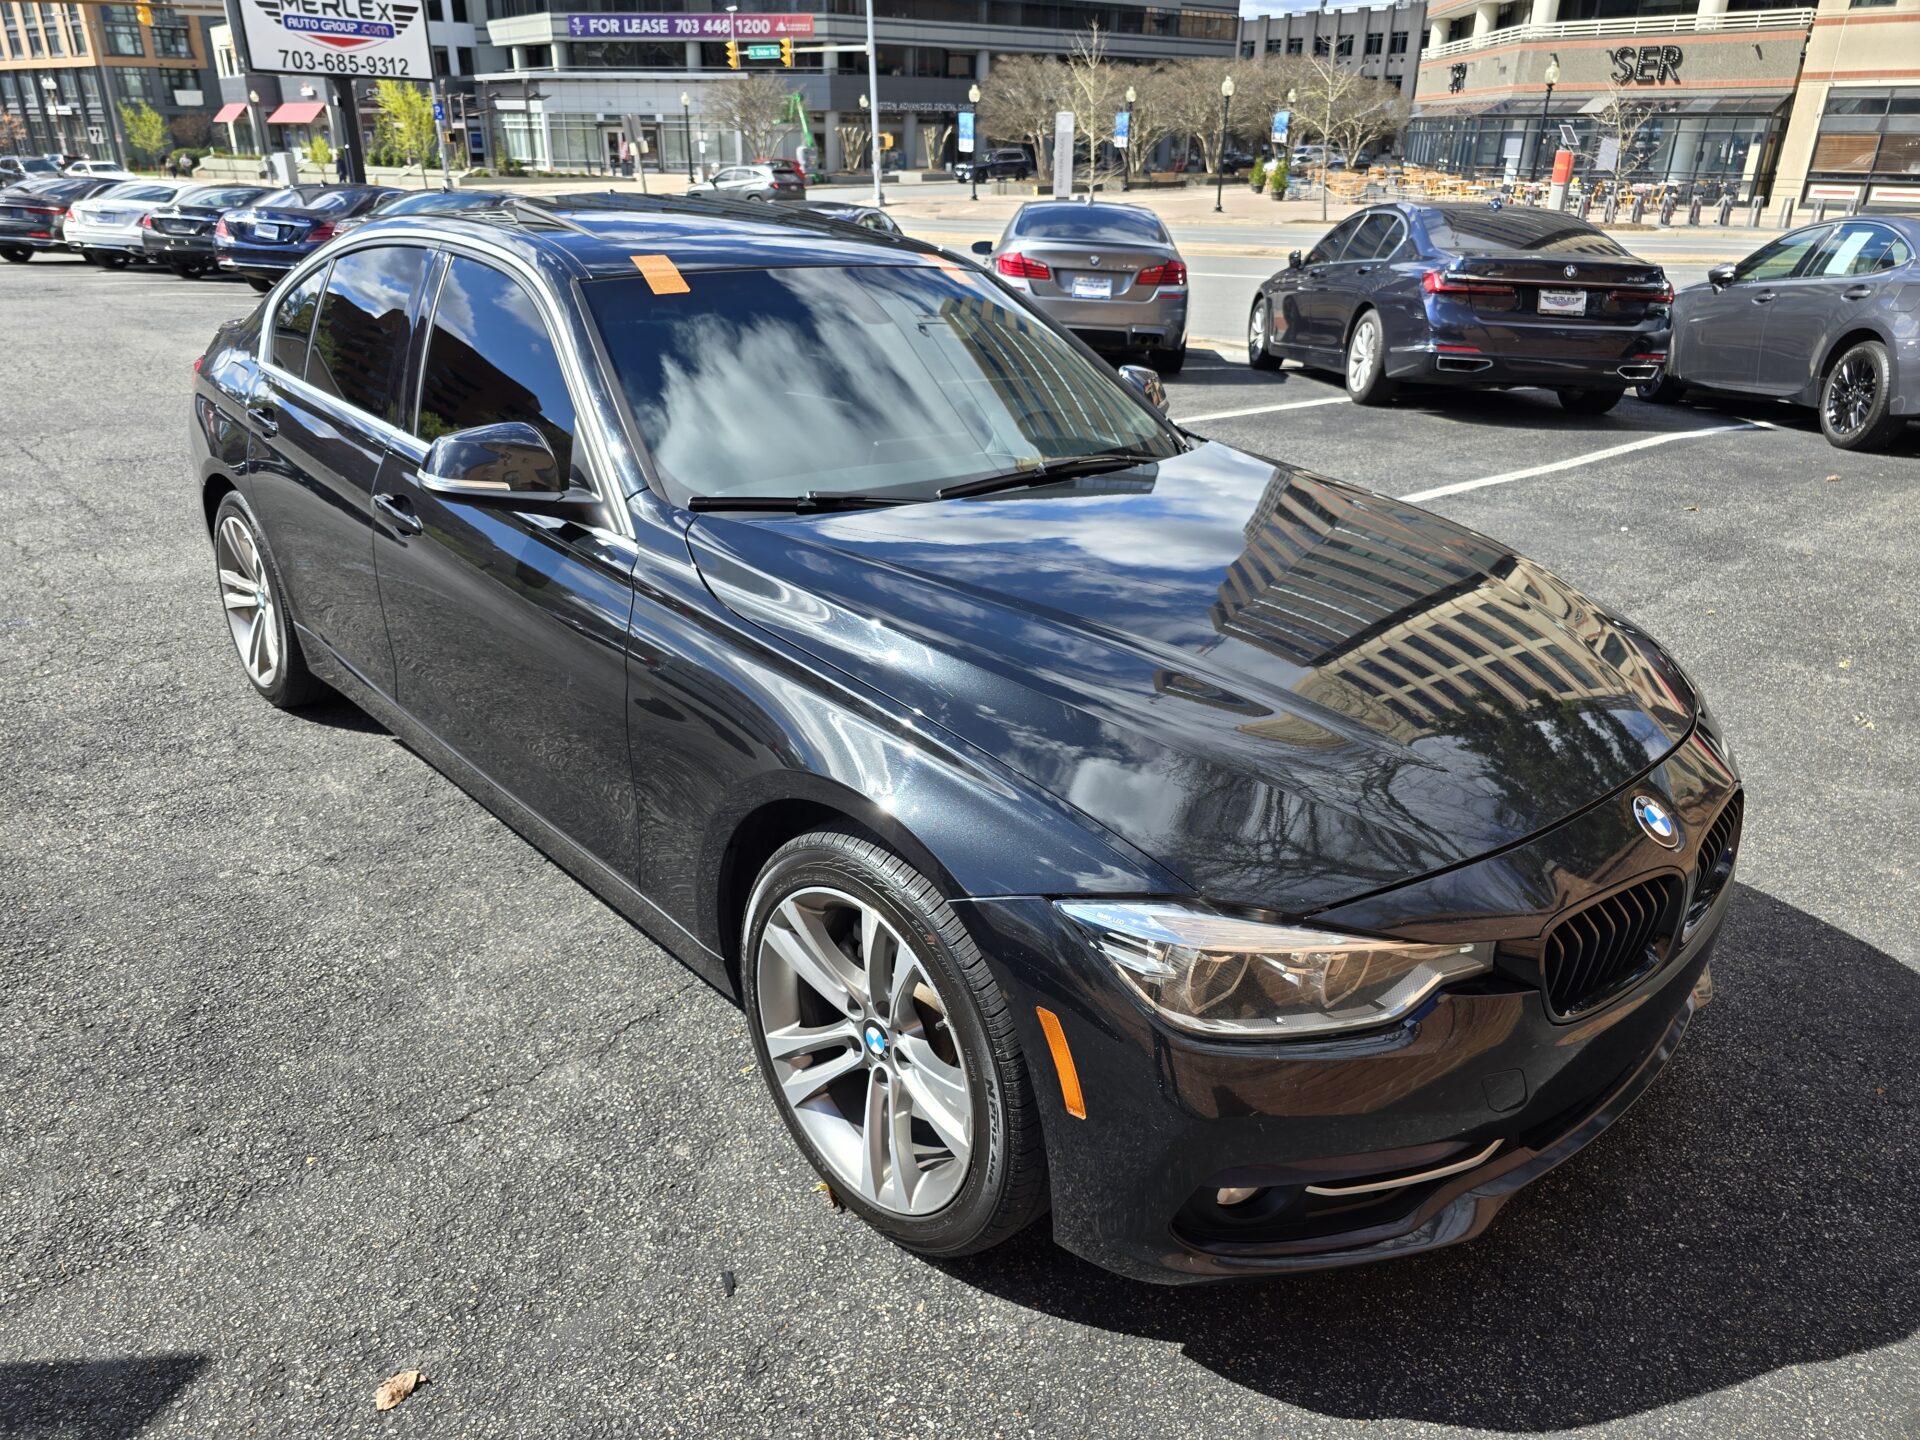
1035,1006,1087,1120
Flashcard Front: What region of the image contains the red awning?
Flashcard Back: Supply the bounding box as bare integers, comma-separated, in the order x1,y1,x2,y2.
266,101,326,126
212,102,246,124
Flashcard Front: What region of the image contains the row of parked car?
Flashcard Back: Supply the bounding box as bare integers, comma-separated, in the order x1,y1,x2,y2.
0,169,899,290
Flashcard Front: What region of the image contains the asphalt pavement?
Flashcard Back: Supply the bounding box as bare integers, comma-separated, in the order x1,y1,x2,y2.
2,249,1916,1439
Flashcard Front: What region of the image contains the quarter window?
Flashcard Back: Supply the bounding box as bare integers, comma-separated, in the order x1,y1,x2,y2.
415,256,578,478
271,265,327,374
1809,222,1911,275
305,245,432,422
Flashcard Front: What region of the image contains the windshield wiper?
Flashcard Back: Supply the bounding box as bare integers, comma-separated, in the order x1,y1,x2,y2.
686,491,919,513
936,450,1166,501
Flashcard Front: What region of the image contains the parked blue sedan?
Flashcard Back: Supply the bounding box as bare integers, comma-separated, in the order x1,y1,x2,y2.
214,184,397,290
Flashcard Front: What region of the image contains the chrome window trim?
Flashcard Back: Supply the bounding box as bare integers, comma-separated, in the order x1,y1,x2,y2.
253,226,635,539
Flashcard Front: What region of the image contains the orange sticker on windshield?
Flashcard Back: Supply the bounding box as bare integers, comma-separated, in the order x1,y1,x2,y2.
631,253,689,294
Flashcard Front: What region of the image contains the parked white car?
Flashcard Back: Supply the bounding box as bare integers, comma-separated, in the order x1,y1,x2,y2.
62,159,136,179
63,179,185,266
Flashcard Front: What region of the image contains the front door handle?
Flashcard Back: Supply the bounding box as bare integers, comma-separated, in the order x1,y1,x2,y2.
373,491,423,536
1353,264,1374,275
1844,285,1873,300
246,403,277,436
1751,291,1776,305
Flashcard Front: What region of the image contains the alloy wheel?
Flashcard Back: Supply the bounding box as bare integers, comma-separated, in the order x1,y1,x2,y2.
1248,302,1266,356
216,514,281,688
755,885,973,1217
1826,354,1876,438
1347,317,1378,389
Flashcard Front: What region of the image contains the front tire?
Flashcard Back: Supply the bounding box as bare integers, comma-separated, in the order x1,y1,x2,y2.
1558,387,1625,415
1248,298,1281,371
211,492,325,710
743,827,1048,1259
1820,339,1906,451
1344,309,1397,405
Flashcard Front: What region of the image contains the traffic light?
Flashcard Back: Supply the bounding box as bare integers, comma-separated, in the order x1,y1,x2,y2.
135,2,152,24
779,37,793,67
725,39,740,69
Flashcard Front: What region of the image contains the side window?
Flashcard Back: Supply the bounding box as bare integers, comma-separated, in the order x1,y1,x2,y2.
415,256,578,478
305,244,433,421
1308,216,1364,265
1733,228,1827,283
271,265,327,374
1343,214,1397,262
1809,222,1911,276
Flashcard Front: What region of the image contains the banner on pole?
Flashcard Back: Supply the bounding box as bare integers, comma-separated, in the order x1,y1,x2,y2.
1051,110,1073,199
1113,110,1130,150
957,109,975,154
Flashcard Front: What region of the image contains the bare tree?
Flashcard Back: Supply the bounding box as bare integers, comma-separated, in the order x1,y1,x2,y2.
706,74,798,160
836,122,870,172
980,52,1068,174
1122,64,1185,177
0,110,27,155
1287,58,1405,216
1062,23,1127,181
920,121,953,171
1150,57,1247,177
1583,83,1661,190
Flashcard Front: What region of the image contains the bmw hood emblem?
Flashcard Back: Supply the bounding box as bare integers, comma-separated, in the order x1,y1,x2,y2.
1633,795,1681,848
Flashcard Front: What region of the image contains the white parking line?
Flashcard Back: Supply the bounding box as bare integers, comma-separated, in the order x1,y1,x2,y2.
1398,422,1760,503
1177,395,1351,424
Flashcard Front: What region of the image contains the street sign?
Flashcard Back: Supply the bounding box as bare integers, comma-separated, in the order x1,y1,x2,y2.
232,0,433,80
1051,110,1073,199
1270,110,1291,146
432,100,445,122
745,43,780,59
1113,110,1130,150
957,109,975,154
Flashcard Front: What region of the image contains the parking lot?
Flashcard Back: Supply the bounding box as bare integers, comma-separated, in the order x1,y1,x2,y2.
2,249,1917,1438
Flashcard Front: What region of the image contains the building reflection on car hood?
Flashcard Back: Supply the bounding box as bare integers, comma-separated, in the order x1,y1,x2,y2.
688,442,1698,914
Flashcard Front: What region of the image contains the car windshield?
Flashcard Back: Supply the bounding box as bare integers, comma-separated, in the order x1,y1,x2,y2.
1014,206,1168,243
1423,208,1628,257
584,262,1177,503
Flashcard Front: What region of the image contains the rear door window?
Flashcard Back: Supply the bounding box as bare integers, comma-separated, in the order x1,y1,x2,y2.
1733,228,1828,283
304,244,433,421
414,255,578,478
271,264,328,374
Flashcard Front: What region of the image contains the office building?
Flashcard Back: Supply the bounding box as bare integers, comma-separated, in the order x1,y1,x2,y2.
1239,2,1428,101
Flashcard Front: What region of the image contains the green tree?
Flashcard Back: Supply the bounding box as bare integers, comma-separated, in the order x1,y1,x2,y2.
372,79,438,169
121,102,168,167
306,132,332,169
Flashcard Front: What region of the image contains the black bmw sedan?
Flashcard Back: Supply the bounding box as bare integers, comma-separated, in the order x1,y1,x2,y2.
1250,202,1672,414
190,202,1742,1283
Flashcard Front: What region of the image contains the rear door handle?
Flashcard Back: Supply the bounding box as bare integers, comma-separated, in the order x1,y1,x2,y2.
1844,285,1873,300
246,403,277,436
373,491,423,536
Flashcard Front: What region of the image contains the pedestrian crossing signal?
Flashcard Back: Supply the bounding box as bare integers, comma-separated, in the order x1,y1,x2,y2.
779,37,793,66
725,39,740,69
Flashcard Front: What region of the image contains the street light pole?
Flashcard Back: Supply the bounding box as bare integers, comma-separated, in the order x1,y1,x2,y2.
681,90,693,181
863,0,883,206
967,82,980,202
1213,75,1234,214
1122,82,1134,192
1532,57,1560,186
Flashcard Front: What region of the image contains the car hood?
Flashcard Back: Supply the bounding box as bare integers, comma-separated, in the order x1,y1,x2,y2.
688,444,1697,912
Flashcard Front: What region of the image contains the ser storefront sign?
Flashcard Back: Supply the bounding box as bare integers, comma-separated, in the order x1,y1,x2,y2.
1611,44,1683,86
235,0,432,78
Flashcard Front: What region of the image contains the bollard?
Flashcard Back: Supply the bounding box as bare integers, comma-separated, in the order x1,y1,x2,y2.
1688,197,1703,225
1630,193,1646,224
1778,198,1795,228
1604,193,1619,226
1659,194,1677,226
1847,195,1861,216
1811,198,1827,224
1717,196,1734,225
1577,191,1594,219
1748,197,1763,227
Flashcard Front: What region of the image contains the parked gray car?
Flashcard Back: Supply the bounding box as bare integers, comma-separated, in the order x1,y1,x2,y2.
971,200,1189,371
1642,216,1920,450
686,163,805,202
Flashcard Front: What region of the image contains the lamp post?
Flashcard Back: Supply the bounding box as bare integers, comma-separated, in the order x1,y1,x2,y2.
1213,74,1235,214
1122,83,1135,192
681,90,693,181
862,0,883,207
1532,56,1560,186
967,83,981,202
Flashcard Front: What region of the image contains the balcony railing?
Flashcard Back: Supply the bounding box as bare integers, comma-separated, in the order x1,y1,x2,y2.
1423,7,1814,60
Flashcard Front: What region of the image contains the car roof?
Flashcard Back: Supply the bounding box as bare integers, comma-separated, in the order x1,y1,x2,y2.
345,195,937,278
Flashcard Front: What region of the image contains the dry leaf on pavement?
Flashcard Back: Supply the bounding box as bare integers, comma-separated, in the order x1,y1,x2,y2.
374,1370,425,1412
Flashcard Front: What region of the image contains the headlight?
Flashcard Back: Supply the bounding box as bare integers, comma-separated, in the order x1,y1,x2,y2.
1056,901,1491,1039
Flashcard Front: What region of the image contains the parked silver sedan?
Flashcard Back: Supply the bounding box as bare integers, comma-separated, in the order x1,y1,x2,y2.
972,201,1190,371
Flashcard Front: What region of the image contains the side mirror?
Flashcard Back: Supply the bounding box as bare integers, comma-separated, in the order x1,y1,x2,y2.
1118,363,1167,413
419,422,599,517
1707,262,1736,290
1287,249,1303,270
970,239,993,256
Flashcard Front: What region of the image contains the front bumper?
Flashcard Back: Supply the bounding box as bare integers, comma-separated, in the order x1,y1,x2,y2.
957,734,1740,1283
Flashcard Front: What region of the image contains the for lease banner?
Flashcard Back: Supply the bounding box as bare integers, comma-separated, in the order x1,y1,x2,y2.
567,13,817,38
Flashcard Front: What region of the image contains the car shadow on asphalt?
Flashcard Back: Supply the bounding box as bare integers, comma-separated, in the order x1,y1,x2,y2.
934,885,1919,1430
0,1355,206,1437
298,693,388,735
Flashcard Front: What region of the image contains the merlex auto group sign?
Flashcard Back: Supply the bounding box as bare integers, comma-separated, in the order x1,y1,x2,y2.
236,0,433,80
